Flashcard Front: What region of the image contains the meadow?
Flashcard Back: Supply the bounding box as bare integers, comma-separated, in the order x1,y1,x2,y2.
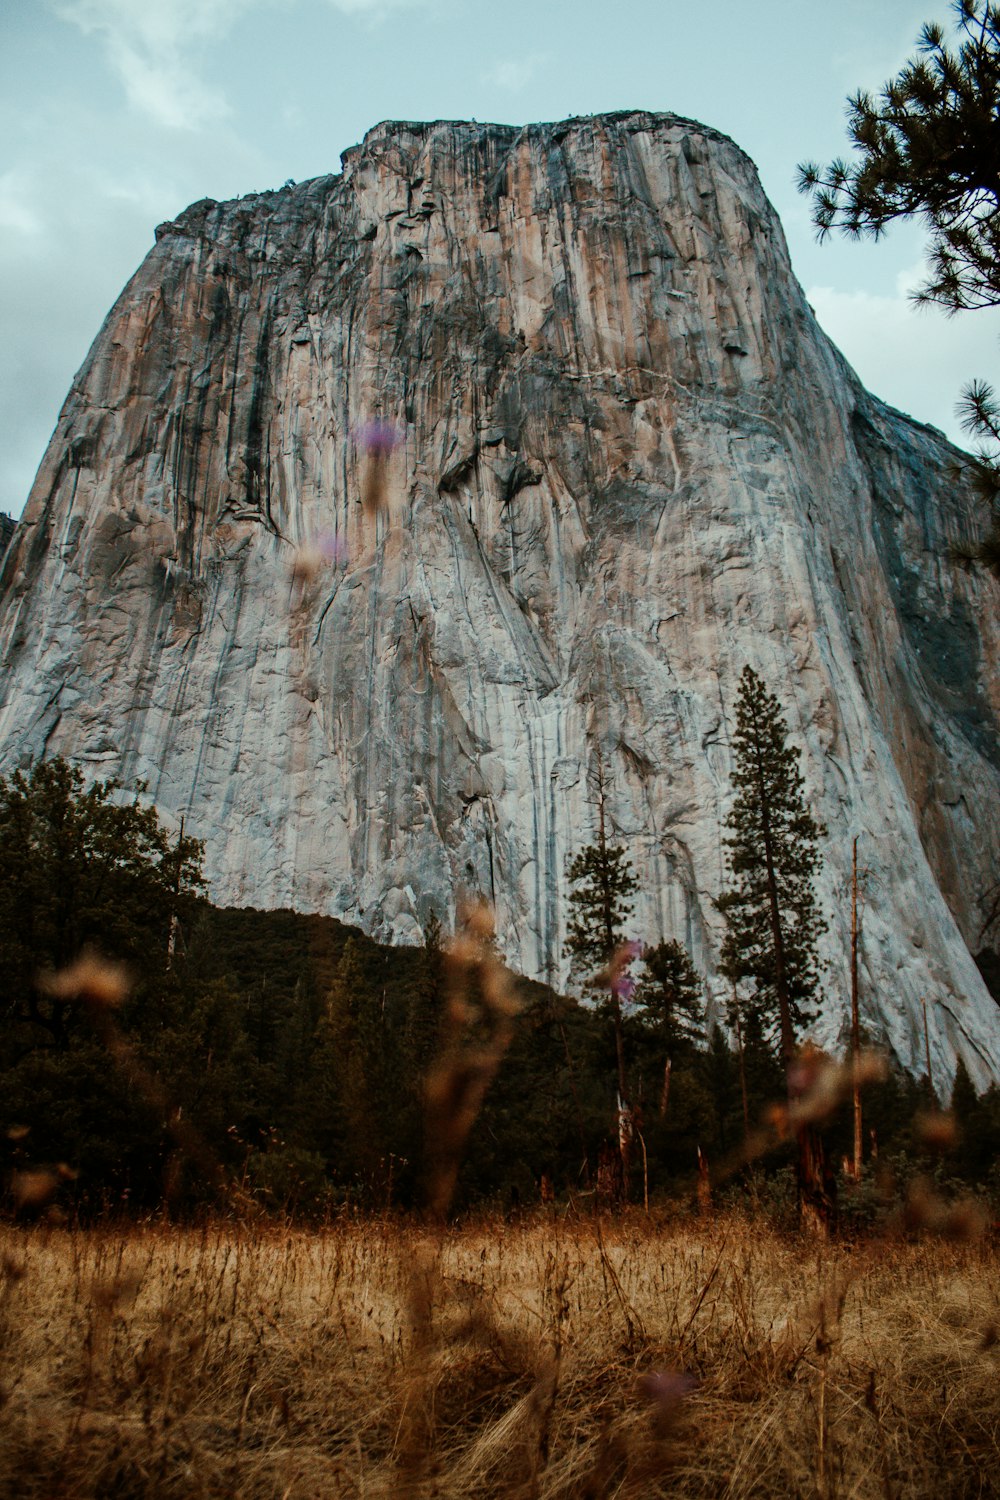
1,1211,997,1498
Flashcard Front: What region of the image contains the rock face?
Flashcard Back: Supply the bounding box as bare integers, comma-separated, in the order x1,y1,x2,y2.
2,112,998,1083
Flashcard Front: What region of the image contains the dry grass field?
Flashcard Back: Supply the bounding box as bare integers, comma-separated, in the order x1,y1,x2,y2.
1,1211,998,1499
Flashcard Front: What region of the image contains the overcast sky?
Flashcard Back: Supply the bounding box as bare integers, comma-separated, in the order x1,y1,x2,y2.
2,0,998,519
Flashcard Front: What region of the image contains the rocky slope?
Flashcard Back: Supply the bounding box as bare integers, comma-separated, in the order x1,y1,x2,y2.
1,112,998,1084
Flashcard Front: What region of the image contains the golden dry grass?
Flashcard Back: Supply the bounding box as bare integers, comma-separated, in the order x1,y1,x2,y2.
1,1212,998,1498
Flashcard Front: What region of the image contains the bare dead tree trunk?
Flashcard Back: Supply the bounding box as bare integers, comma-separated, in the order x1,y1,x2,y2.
696,1146,711,1215
659,1055,672,1119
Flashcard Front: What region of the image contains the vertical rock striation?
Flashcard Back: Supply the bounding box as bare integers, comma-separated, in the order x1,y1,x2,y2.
1,112,998,1083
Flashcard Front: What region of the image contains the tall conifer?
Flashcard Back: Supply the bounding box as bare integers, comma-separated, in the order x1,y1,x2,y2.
718,667,826,1069
719,667,833,1227
565,757,639,1178
638,940,704,1117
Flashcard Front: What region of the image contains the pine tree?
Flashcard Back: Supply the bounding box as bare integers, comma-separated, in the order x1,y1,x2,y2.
638,941,704,1055
0,757,204,1059
565,842,638,992
637,940,704,1118
797,1,1000,573
950,1054,979,1130
719,667,833,1227
718,667,826,1071
564,758,639,1178
565,800,638,1096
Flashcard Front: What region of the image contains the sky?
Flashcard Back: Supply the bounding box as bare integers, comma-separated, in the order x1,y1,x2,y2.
2,0,998,520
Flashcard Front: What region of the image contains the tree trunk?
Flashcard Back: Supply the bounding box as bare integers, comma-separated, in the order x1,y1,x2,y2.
659,1054,672,1119
797,1124,837,1235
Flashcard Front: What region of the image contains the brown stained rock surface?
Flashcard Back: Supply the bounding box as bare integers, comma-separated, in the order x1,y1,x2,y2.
1,112,998,1081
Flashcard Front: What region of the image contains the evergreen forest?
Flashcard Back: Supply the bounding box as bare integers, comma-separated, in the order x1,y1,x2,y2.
2,750,999,1226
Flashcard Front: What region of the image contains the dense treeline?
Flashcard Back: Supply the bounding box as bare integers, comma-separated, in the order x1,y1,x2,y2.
2,758,999,1220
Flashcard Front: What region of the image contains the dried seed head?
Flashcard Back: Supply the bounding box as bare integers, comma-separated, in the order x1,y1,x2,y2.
40,951,130,1009
875,1162,896,1194
11,1169,59,1213
461,900,495,943
855,1050,888,1087
445,994,472,1027
943,1197,987,1241
915,1110,959,1152
596,939,643,1001
361,460,390,517
290,531,348,585
445,934,480,972
901,1177,944,1233
786,1047,821,1097
290,543,324,585
480,962,519,1019
91,1270,142,1310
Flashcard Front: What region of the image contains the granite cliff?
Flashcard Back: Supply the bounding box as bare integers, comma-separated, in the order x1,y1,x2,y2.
2,112,998,1083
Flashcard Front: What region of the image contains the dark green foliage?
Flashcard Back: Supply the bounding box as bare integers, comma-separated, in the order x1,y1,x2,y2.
0,760,221,1210
0,758,204,1060
797,0,1000,571
564,839,638,987
719,667,826,1066
797,1,1000,313
951,1054,979,1124
0,757,814,1215
2,757,994,1219
975,945,1000,1003
564,788,640,1141
637,940,705,1055
701,1024,749,1157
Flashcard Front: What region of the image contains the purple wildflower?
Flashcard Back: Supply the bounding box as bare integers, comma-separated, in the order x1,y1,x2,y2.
612,972,637,1002
316,531,349,564
355,418,402,459
638,1368,698,1419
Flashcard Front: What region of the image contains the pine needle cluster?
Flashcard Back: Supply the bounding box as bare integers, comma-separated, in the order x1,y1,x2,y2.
797,0,1000,574
797,1,1000,315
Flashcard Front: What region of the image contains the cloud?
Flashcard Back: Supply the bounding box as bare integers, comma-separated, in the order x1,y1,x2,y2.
54,0,263,129
0,172,42,237
807,268,1000,448
54,0,439,124
483,52,544,92
324,0,437,12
